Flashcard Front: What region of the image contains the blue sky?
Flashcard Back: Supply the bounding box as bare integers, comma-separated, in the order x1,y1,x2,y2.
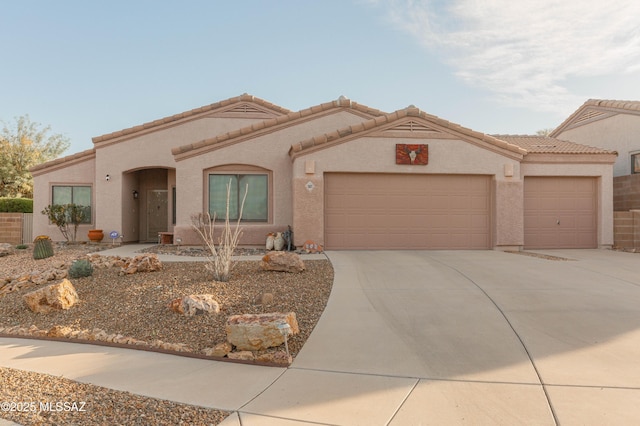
2,0,640,155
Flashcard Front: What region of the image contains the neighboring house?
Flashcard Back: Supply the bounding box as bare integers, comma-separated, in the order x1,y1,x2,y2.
31,94,617,250
551,99,640,211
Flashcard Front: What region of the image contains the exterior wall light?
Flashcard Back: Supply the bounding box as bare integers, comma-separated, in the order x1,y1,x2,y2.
133,190,139,199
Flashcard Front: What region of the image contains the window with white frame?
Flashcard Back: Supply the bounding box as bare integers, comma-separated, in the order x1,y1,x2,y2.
52,185,92,224
208,174,268,221
632,153,640,174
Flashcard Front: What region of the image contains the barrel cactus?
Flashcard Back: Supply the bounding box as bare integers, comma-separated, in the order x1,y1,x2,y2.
33,235,54,260
69,258,94,278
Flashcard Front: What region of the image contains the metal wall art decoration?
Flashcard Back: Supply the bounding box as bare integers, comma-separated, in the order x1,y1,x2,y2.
396,144,428,165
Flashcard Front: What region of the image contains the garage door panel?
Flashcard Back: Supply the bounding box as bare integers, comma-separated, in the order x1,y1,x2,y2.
524,177,596,249
325,173,491,250
471,214,489,228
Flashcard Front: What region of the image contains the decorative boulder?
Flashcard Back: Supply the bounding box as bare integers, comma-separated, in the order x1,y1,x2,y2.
260,252,305,273
0,243,14,257
227,351,255,361
23,279,79,313
120,254,162,275
256,350,293,366
203,342,233,357
169,294,220,316
47,325,73,338
226,312,299,351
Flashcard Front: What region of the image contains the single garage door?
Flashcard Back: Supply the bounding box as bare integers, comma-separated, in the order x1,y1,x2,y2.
324,173,491,249
524,177,597,249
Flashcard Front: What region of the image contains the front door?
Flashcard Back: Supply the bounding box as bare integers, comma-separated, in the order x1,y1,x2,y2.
147,189,168,242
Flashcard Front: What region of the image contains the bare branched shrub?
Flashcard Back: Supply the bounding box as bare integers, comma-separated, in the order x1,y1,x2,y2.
191,181,247,282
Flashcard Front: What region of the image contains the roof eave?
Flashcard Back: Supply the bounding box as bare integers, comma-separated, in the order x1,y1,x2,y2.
289,107,527,160
29,148,97,176
173,97,386,160
92,93,291,146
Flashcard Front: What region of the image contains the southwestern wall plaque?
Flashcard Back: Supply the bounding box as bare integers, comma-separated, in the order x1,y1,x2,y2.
396,144,428,165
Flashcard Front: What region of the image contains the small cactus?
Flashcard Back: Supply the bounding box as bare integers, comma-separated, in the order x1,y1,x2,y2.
69,259,94,278
33,235,54,260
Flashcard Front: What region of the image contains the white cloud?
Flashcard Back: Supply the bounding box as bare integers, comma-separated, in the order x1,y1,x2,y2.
371,0,640,114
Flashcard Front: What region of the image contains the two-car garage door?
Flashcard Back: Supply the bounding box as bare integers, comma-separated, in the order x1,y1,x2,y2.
324,174,598,250
324,173,491,250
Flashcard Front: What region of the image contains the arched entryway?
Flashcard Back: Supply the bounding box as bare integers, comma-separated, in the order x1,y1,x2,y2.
122,167,175,243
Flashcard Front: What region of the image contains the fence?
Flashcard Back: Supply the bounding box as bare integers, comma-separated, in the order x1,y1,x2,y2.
614,210,640,249
0,213,33,245
22,213,33,244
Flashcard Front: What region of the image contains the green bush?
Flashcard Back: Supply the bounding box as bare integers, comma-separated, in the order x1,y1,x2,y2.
16,244,28,250
0,197,33,213
68,259,94,278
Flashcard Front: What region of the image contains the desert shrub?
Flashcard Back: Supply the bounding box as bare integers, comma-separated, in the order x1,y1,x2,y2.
41,203,86,242
69,259,94,278
16,244,28,250
191,180,246,282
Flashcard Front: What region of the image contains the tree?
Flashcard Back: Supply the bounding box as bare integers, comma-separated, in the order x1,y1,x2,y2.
0,115,70,198
536,128,554,137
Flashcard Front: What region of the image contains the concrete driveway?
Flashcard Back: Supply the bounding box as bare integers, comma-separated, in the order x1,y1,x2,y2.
233,249,640,425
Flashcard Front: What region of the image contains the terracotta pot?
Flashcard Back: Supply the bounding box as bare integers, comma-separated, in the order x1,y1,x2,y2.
88,229,104,242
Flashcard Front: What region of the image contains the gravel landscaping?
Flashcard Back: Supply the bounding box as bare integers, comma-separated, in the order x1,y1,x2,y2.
0,367,229,425
0,243,334,425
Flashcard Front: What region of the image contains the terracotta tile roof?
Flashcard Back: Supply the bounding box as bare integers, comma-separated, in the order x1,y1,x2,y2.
92,93,291,144
289,106,527,157
29,148,96,175
494,135,617,154
551,99,640,136
172,96,386,157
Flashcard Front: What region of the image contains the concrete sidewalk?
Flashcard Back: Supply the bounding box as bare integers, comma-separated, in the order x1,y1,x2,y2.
3,249,640,425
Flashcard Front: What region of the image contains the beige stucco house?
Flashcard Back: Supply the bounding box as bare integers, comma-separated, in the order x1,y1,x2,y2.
31,94,617,250
551,99,640,211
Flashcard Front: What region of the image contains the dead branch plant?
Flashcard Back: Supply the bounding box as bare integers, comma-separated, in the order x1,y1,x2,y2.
191,181,247,282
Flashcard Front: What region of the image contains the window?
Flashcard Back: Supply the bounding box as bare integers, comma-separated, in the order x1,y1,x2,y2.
632,153,640,174
52,185,92,224
208,174,268,221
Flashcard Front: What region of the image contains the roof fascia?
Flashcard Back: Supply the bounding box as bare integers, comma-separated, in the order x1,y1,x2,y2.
92,94,289,148
30,148,96,176
551,99,640,137
522,152,618,164
172,98,385,161
289,108,526,161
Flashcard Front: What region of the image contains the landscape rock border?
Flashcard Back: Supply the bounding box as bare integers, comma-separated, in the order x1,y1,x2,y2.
0,326,292,367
